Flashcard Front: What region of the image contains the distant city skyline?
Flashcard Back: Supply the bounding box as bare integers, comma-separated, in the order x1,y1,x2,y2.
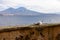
0,0,60,13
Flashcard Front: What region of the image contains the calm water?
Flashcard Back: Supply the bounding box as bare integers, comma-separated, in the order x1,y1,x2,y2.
0,15,60,26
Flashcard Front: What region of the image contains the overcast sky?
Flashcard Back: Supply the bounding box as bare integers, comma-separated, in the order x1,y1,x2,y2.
0,0,60,13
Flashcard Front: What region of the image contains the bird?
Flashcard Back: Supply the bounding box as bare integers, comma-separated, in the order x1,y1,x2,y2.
39,21,43,25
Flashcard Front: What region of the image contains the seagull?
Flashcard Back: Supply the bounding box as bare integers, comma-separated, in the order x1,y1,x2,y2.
39,21,43,25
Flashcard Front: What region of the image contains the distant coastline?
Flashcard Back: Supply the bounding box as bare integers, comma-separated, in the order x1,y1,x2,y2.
0,14,41,16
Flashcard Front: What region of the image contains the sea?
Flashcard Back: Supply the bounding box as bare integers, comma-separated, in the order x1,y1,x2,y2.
0,15,60,26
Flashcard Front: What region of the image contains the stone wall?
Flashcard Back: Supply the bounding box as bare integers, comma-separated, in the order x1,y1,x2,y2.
0,24,60,40
0,27,41,40
42,25,60,40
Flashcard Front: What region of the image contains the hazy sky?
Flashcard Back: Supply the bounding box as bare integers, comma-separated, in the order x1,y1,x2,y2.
0,0,60,13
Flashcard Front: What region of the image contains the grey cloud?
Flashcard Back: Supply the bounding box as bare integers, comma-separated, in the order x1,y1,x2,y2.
0,0,3,4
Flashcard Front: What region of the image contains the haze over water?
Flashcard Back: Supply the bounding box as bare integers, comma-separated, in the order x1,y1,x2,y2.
0,15,60,26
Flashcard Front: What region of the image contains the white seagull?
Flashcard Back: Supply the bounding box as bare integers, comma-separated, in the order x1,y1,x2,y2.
39,21,43,25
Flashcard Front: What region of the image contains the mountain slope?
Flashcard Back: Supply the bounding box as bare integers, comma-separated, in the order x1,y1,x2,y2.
0,7,43,15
